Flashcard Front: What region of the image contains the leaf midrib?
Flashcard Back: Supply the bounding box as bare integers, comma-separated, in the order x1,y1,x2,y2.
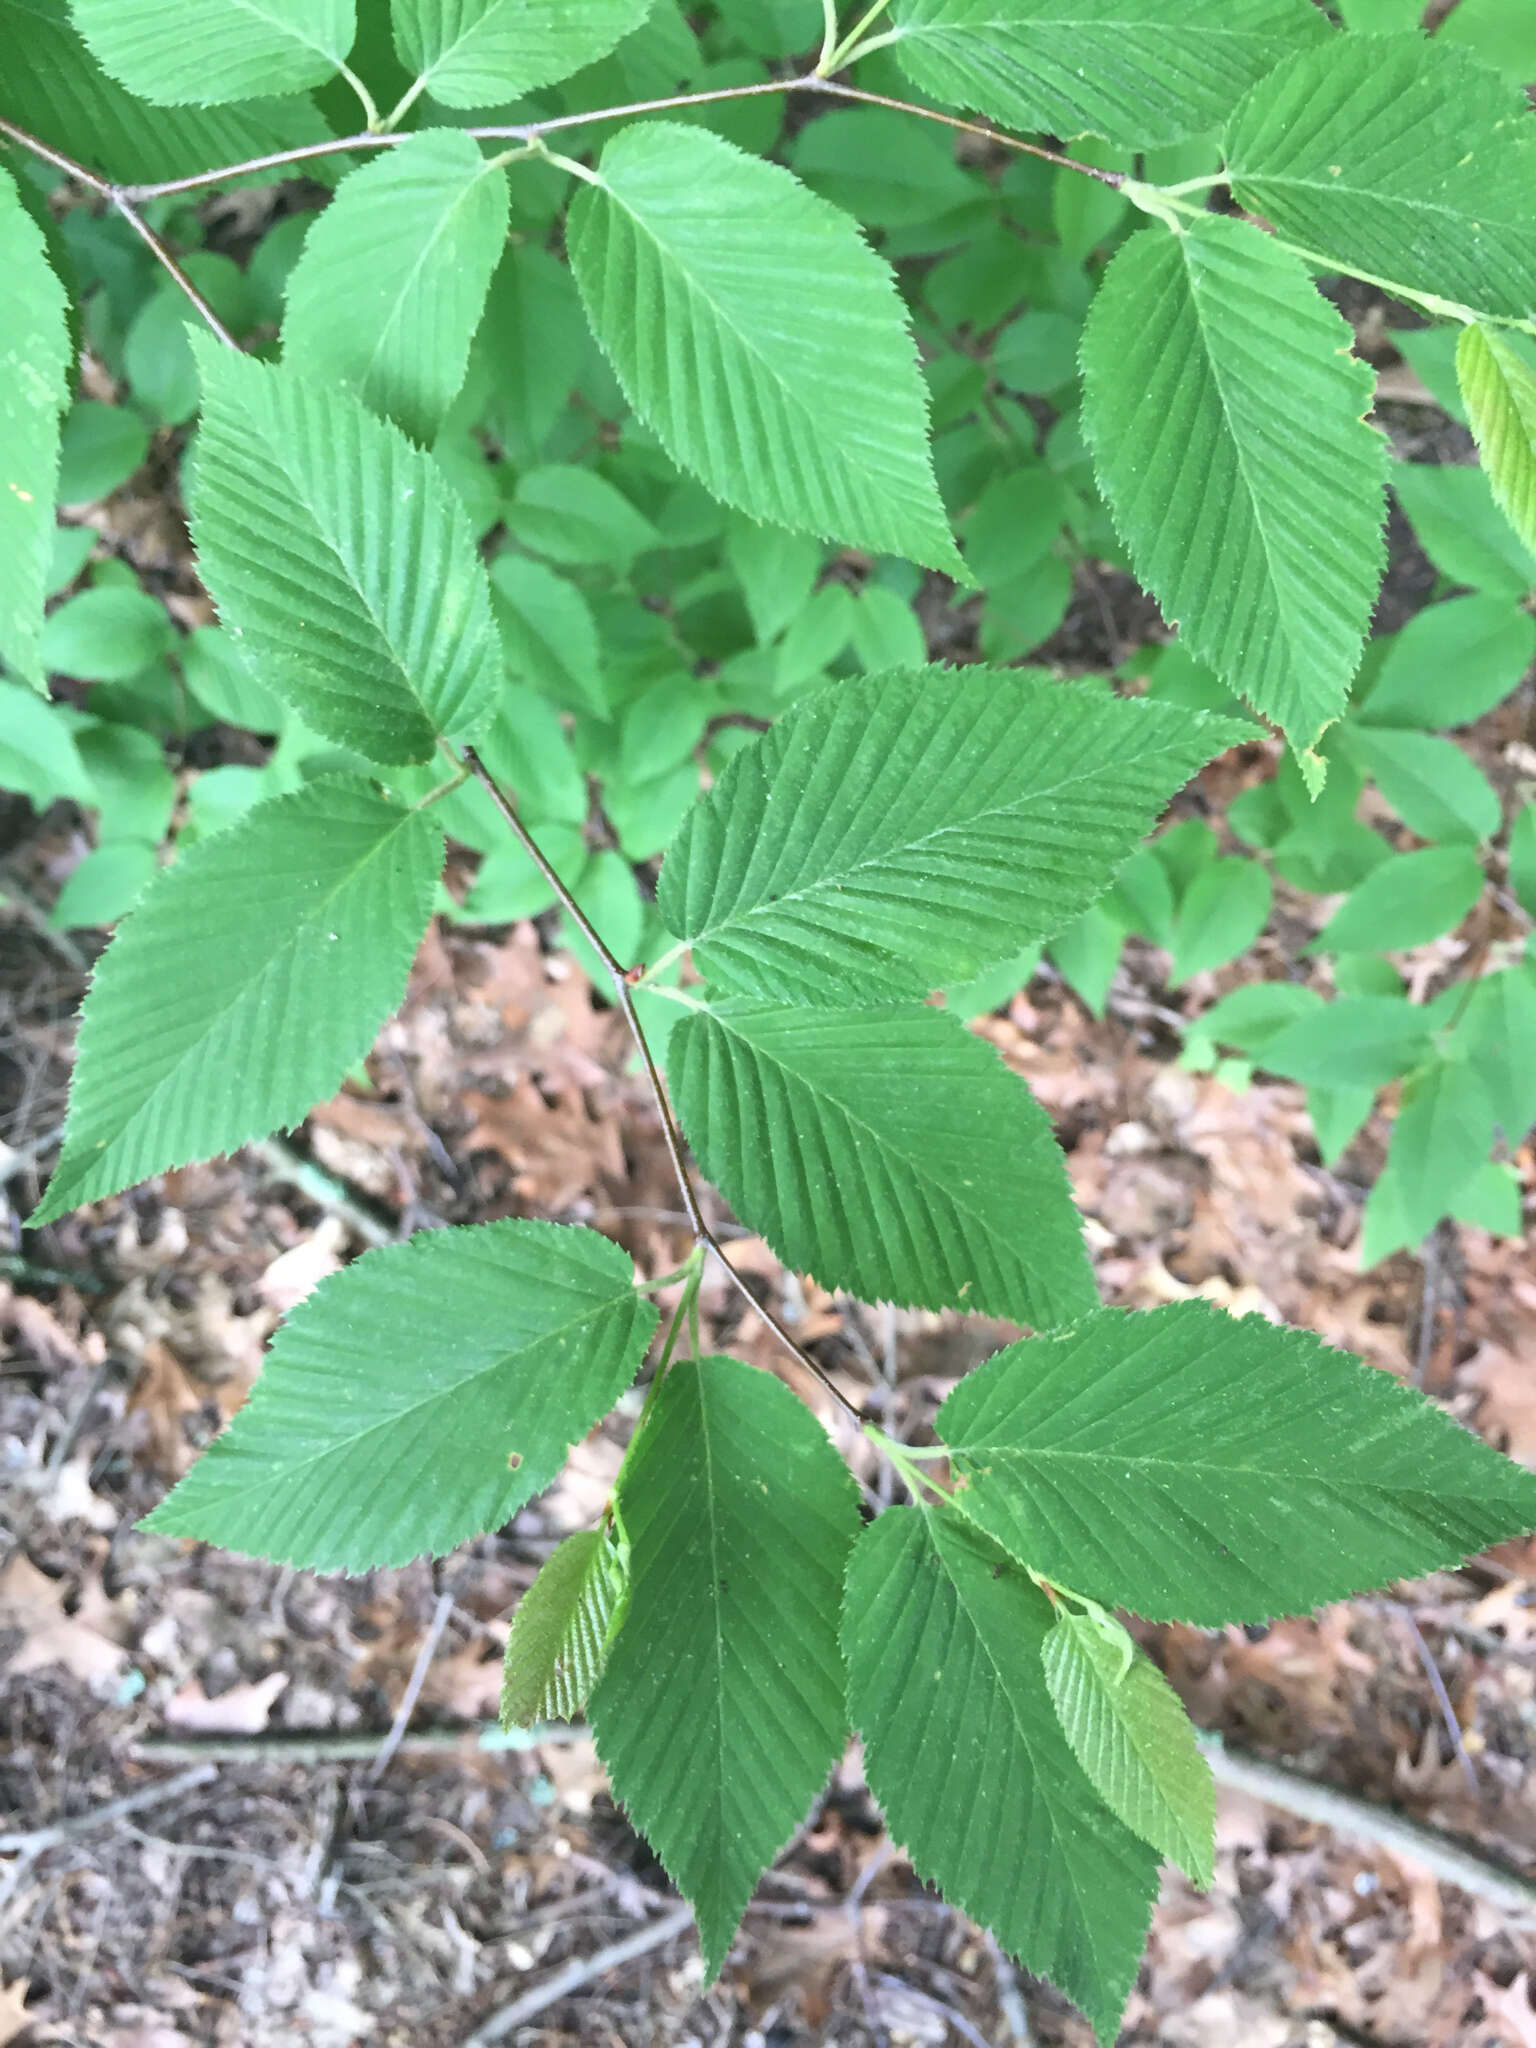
87,798,421,1162
169,1287,632,1505
226,0,343,64
950,1438,1499,1504
356,155,501,408
685,728,1200,957
934,1516,1140,2009
710,1007,1029,1276
1229,163,1523,240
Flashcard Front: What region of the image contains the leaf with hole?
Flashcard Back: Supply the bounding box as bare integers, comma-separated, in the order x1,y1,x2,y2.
939,1300,1536,1623
667,999,1096,1327
567,122,960,574
144,1220,655,1570
32,777,441,1224
1081,214,1385,757
659,667,1246,1003
844,1505,1159,2044
590,1355,858,1979
189,341,502,764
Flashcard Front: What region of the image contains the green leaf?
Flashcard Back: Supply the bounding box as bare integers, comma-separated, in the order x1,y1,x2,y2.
1048,901,1123,1019
1512,807,1536,920
0,168,70,690
189,341,502,764
392,0,650,105
844,1506,1159,2044
1261,994,1432,1089
1167,858,1271,985
282,130,508,447
32,777,441,1224
1193,981,1322,1056
1043,1607,1215,1887
724,516,823,643
490,555,605,716
1387,1058,1496,1245
940,1299,1536,1623
144,1220,655,1570
40,586,175,683
1452,1158,1523,1237
0,0,334,186
500,1525,629,1729
1449,968,1536,1139
1391,464,1536,602
1081,215,1385,756
1457,324,1536,560
49,839,158,930
1359,595,1536,729
590,1355,858,1980
888,0,1325,149
1311,845,1484,955
1341,728,1500,846
659,668,1245,1003
1307,1082,1375,1166
1223,38,1536,322
668,999,1096,1327
0,680,90,805
504,465,659,568
57,401,150,506
567,122,960,574
71,0,354,103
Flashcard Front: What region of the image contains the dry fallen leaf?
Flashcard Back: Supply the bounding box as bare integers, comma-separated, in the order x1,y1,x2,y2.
163,1670,289,1734
0,1553,128,1686
0,1979,32,2048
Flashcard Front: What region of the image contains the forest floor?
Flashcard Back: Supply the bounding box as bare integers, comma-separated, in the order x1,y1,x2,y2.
5,321,1536,2047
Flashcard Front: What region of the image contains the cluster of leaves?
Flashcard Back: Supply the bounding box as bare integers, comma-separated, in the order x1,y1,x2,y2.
4,1,1536,2036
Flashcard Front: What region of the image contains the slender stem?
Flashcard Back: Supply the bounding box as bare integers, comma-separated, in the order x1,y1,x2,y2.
0,113,111,194
818,0,842,73
824,0,897,72
117,130,396,199
380,72,430,135
632,936,690,989
336,60,383,132
538,144,603,188
454,744,862,1423
111,196,238,346
806,77,1125,185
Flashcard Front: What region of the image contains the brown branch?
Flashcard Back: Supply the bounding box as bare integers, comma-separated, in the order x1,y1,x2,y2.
456,745,862,1423
9,70,1121,209
0,115,238,350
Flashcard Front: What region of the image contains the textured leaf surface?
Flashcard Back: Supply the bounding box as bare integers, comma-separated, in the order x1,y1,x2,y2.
568,122,959,573
33,778,440,1224
845,1507,1158,2043
0,167,70,689
940,1300,1536,1623
590,1357,858,1979
669,1001,1096,1327
282,130,508,447
659,668,1246,1003
1224,38,1536,321
145,1222,655,1570
1043,1609,1215,1887
71,0,353,103
500,1526,629,1729
392,0,649,106
189,342,501,763
1458,325,1536,558
0,0,332,185
889,0,1325,148
1082,214,1385,755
